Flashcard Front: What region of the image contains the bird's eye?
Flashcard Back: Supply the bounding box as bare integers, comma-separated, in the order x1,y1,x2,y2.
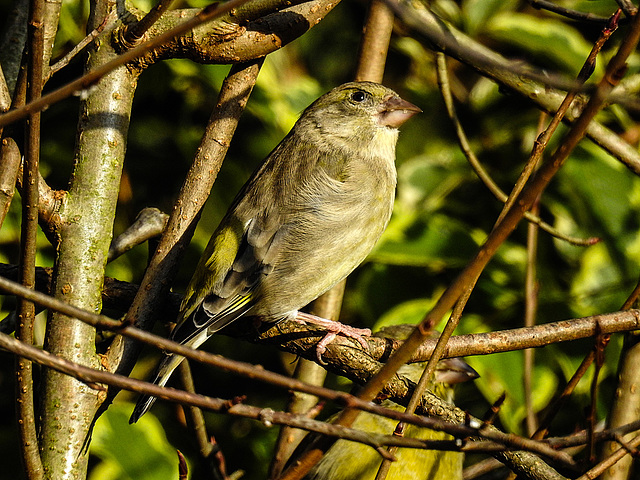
351,91,367,103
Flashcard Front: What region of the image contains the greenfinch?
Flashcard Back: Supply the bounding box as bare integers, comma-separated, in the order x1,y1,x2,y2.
299,326,478,480
130,82,421,423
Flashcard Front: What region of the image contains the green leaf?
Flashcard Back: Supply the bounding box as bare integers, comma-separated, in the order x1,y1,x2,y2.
469,351,557,435
462,0,519,35
485,13,598,75
371,212,478,267
90,404,183,480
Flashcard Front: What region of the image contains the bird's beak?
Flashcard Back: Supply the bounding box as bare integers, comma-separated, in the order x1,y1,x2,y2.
377,95,422,128
435,357,480,385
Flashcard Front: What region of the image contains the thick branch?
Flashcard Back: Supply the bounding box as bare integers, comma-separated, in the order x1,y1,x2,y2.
139,0,341,65
38,8,137,475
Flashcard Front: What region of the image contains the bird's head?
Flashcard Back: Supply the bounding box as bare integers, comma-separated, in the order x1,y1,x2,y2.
297,82,421,150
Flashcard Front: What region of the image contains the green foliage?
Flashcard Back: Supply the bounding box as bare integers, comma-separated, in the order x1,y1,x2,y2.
90,404,182,480
485,13,600,75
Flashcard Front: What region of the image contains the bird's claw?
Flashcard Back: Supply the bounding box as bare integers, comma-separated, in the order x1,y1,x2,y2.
295,311,371,364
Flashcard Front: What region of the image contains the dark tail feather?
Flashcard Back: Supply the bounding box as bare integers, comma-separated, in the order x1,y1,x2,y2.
129,353,185,423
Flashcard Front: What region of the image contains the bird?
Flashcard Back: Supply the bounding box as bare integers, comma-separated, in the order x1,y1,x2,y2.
299,325,478,480
129,82,421,423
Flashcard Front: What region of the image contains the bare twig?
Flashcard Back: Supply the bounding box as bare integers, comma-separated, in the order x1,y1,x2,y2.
533,350,596,441
533,274,640,446
614,0,637,18
494,8,619,228
354,0,394,83
178,361,223,480
599,275,640,480
47,10,118,80
14,158,63,245
122,0,176,46
527,0,622,24
524,195,540,437
588,328,609,462
576,433,640,480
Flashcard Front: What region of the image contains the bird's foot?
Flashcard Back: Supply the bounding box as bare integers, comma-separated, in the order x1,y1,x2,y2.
295,311,371,364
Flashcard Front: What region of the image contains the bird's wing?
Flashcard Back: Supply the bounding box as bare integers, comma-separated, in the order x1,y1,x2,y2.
170,208,287,345
172,134,331,345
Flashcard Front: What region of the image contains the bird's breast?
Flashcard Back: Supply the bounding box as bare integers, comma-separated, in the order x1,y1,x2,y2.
250,152,397,318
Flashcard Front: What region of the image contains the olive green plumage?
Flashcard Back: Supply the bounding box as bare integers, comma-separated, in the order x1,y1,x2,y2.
304,402,460,480
301,326,478,480
130,82,421,423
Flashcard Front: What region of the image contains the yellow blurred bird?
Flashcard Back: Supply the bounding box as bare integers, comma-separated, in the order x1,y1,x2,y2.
298,325,478,480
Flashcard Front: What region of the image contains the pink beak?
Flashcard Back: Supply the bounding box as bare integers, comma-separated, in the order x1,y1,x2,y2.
377,95,422,128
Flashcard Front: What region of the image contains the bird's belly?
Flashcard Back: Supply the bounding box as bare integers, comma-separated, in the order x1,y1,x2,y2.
251,192,393,317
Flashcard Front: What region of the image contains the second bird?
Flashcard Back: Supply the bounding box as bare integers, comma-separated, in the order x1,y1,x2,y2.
130,81,421,423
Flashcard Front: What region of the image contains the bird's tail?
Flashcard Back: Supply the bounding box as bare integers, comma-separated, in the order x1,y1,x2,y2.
129,352,185,423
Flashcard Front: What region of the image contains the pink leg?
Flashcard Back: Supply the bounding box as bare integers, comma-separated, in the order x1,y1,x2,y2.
295,311,371,363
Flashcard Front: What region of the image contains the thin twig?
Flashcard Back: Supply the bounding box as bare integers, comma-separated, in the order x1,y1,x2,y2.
494,8,620,228
533,350,596,441
354,0,394,83
576,433,640,480
527,0,622,24
587,327,609,462
386,0,589,93
524,195,540,437
178,361,223,480
122,0,176,46
532,271,640,442
614,0,637,18
107,207,169,262
46,10,118,81
547,420,640,448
